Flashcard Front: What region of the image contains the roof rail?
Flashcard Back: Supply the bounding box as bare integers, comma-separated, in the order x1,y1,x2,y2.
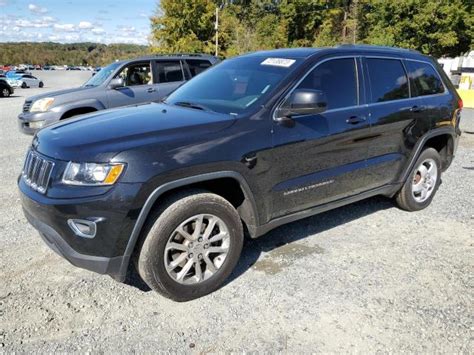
337,44,420,53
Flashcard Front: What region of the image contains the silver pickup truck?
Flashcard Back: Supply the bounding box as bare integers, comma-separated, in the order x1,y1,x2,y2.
18,54,218,135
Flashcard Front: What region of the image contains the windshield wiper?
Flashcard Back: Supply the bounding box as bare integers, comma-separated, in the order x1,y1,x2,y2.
174,101,213,112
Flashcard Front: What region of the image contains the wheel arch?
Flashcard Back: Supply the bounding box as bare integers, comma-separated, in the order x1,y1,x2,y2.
400,127,457,183
116,171,258,280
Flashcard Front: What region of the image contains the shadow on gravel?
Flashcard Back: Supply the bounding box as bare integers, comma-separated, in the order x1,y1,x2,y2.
226,195,394,286
124,195,394,293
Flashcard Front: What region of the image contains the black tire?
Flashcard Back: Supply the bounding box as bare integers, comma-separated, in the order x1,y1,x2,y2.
0,88,10,97
395,147,442,211
137,190,244,301
21,82,27,88
39,82,44,88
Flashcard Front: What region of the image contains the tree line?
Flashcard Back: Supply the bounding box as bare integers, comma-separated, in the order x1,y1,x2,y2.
0,42,149,66
151,0,473,58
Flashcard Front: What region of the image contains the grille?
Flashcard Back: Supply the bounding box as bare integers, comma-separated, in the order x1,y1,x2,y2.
23,100,32,113
22,150,54,194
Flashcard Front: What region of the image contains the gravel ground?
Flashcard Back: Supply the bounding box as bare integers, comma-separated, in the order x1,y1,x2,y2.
0,71,473,353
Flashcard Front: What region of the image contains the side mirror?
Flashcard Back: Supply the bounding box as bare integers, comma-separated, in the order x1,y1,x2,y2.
109,77,124,89
276,89,327,124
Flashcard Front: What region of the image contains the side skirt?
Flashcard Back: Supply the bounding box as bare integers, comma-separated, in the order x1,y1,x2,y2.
253,183,401,238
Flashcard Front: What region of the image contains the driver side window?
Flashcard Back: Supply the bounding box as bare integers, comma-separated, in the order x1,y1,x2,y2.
297,58,358,110
116,62,152,87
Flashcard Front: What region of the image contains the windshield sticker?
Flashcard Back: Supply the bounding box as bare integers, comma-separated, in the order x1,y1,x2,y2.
261,58,296,68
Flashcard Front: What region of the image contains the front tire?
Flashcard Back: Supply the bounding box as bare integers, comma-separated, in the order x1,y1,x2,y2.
0,88,10,97
395,147,442,211
137,190,244,301
39,82,44,88
21,82,27,88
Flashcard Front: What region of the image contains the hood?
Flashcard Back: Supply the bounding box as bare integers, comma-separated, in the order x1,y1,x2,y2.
26,86,94,102
34,103,235,162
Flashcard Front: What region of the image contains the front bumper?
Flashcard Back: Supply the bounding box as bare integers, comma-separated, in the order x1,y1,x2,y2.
18,110,61,135
23,206,125,278
19,181,143,282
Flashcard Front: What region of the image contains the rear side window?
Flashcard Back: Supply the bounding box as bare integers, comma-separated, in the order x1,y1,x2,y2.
156,61,184,83
406,61,444,96
186,60,212,77
297,58,358,110
366,58,409,103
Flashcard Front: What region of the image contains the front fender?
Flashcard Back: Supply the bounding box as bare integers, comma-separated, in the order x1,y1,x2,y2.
52,99,106,116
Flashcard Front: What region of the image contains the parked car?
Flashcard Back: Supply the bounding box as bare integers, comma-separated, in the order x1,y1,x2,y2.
0,78,14,97
15,74,44,88
18,54,218,134
19,45,462,301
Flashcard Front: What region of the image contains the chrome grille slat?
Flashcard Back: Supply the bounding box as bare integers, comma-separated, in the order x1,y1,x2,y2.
22,149,55,194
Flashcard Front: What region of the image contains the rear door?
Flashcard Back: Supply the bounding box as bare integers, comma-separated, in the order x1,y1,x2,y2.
363,56,423,189
404,59,449,127
151,60,186,101
184,59,213,78
107,61,155,108
271,56,371,218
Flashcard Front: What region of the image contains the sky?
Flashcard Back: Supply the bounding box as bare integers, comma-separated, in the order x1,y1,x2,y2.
0,0,157,45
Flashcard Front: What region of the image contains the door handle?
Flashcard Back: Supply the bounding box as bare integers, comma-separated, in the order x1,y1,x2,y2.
410,105,425,113
346,116,366,124
147,88,156,93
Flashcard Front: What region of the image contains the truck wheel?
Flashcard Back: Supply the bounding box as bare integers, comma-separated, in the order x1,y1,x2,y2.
395,148,442,211
137,190,244,301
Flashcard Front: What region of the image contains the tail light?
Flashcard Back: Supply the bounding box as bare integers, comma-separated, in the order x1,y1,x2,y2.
458,98,463,110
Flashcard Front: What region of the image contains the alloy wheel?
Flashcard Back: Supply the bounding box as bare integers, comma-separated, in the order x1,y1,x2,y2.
412,158,438,203
164,214,230,285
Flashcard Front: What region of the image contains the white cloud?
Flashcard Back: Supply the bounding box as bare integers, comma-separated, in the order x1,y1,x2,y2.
54,23,76,32
91,27,105,34
78,21,93,29
28,3,48,14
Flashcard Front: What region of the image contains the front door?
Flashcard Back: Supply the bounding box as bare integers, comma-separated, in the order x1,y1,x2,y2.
271,57,371,218
107,61,155,108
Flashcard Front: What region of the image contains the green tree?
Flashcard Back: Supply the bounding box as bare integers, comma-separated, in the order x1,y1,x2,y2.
150,0,216,53
361,0,472,57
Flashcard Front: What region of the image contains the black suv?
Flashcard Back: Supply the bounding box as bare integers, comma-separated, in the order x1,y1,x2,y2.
19,46,462,301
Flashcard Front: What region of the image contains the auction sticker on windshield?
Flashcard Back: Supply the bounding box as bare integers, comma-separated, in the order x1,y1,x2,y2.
261,58,296,67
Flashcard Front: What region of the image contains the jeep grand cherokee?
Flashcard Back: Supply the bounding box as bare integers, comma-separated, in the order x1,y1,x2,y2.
19,46,462,301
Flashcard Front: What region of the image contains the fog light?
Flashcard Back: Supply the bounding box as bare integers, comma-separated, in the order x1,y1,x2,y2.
29,121,45,129
67,219,98,239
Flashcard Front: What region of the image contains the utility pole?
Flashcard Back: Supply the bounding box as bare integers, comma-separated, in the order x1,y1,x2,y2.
215,7,219,57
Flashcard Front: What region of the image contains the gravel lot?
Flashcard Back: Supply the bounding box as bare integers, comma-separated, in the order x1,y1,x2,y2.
0,71,473,353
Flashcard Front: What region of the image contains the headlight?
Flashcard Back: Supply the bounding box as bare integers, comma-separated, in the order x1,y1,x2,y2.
30,97,55,112
62,162,125,186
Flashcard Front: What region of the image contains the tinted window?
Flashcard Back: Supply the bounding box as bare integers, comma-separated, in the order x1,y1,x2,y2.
156,61,184,83
116,62,151,86
187,59,212,77
297,58,358,110
367,58,409,103
406,61,444,96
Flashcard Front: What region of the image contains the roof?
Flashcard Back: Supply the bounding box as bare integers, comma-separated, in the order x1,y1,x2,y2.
241,45,424,60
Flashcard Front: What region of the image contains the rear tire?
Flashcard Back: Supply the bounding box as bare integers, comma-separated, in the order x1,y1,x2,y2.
137,190,244,301
21,82,27,88
395,147,442,211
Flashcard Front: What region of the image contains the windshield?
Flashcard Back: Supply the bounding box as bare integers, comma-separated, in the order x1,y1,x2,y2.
165,56,302,115
83,62,121,87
